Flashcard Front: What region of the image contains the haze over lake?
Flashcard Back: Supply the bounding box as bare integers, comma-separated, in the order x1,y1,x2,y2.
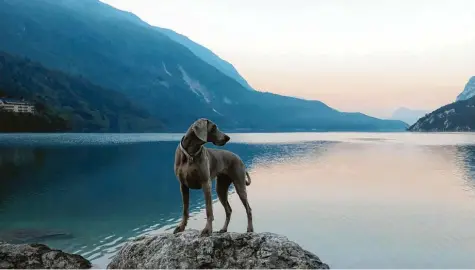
1,132,475,268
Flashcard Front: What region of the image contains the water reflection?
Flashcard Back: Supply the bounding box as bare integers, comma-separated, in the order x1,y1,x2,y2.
1,134,475,268
184,142,475,269
454,145,475,193
0,139,333,263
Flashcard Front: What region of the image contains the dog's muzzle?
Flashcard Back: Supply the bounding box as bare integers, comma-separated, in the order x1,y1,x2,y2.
214,134,230,146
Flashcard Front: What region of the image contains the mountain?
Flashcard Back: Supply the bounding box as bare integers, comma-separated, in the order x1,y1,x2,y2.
0,51,163,132
0,0,407,132
391,107,429,125
408,96,475,132
157,28,254,91
409,76,475,132
456,76,475,101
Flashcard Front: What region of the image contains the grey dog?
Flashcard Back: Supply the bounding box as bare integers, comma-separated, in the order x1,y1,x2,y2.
173,118,254,236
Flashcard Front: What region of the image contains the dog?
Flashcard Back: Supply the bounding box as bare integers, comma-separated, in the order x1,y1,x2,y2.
173,118,253,236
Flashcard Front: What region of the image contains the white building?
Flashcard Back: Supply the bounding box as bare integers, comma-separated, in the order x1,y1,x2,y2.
0,98,35,114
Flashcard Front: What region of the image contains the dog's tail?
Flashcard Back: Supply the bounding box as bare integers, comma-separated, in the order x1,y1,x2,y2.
245,171,252,186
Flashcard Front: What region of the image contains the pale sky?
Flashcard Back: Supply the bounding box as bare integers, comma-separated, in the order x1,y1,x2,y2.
101,0,475,118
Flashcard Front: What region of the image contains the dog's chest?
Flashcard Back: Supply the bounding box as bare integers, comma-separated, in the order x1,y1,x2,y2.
177,163,205,189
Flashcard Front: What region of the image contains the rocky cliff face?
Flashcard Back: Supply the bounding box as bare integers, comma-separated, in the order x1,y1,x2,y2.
108,230,330,269
0,242,91,269
456,76,475,101
408,95,475,132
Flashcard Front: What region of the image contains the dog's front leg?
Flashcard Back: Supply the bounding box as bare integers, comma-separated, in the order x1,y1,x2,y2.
200,181,214,236
173,183,189,234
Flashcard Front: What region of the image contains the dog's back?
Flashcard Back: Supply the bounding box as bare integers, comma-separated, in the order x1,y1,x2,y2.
207,148,251,186
207,148,243,173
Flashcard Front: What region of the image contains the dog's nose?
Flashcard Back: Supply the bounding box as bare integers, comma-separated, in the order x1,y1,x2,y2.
224,135,230,142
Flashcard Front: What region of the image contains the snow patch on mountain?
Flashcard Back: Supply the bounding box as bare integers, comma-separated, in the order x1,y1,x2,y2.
162,62,172,77
178,65,211,103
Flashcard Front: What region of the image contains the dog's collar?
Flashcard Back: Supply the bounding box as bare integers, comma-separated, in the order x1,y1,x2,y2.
180,138,203,162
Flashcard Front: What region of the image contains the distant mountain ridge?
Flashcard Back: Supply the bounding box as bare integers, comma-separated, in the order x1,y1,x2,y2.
64,0,254,90
157,28,254,91
391,107,428,125
0,0,407,132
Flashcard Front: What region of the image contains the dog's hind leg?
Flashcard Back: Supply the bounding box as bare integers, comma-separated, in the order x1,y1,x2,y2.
216,175,232,233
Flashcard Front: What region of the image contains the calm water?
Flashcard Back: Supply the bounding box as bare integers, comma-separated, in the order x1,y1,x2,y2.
1,132,475,268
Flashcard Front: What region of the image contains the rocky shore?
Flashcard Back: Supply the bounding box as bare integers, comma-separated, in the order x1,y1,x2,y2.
0,242,91,269
0,230,329,269
108,230,329,269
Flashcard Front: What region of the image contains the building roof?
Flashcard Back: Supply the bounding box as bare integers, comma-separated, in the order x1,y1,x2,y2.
0,98,34,105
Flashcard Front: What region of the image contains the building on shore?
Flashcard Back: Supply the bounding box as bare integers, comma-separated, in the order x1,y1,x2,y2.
0,98,35,114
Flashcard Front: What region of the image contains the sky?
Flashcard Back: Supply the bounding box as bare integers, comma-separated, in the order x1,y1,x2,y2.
101,0,475,118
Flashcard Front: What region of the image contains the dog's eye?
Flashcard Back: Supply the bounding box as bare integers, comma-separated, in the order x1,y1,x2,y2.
211,125,216,131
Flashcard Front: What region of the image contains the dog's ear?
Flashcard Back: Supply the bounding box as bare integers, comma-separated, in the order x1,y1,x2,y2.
192,119,208,142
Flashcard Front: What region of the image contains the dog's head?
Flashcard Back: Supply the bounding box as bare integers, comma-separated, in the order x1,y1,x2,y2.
191,118,230,146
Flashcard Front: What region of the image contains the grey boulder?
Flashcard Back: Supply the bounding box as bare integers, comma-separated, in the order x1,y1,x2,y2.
108,230,329,269
0,242,91,269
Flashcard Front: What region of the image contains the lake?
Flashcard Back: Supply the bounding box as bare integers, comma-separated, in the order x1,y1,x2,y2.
1,132,475,268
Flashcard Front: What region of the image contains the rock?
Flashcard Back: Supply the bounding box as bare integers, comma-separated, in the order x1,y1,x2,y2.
0,229,73,244
108,230,329,269
0,242,91,269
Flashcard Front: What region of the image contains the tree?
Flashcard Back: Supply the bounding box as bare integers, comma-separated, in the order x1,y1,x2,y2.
34,102,46,114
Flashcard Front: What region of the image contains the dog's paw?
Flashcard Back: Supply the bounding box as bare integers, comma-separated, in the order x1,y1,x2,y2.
246,228,254,233
200,227,212,237
218,229,227,233
173,225,185,234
